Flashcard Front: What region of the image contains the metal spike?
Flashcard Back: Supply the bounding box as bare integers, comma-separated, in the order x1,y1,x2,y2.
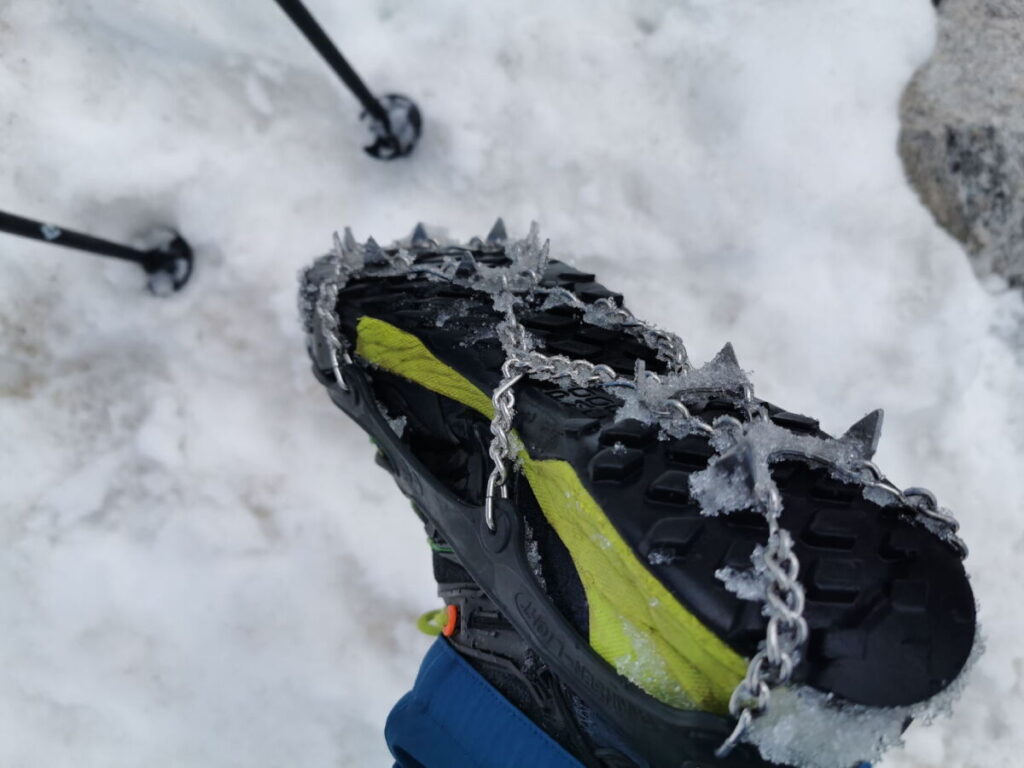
714,342,740,368
842,408,884,459
486,217,508,244
411,222,429,245
363,235,388,266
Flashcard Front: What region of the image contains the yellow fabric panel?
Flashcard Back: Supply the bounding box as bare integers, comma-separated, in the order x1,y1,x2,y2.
520,458,747,712
355,316,496,419
353,315,746,713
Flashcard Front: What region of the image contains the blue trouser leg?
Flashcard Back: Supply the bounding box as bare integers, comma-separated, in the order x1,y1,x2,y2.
385,637,585,768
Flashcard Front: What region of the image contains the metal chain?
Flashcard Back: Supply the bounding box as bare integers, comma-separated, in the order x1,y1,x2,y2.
484,313,621,530
591,297,689,372
712,402,964,755
716,484,808,757
853,462,967,557
650,396,715,436
314,237,354,390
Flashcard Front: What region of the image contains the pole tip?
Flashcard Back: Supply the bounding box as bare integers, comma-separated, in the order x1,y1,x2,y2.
362,94,422,160
142,230,194,296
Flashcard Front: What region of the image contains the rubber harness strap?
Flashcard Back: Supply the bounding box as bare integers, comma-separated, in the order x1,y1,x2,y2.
355,315,747,713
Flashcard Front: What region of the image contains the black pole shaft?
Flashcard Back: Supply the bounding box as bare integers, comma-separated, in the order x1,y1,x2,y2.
273,0,390,127
0,210,155,267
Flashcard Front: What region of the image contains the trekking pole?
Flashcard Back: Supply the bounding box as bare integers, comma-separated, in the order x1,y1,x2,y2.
273,0,422,159
0,210,193,296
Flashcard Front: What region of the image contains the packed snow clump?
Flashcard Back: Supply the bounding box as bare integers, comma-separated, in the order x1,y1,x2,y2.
689,419,868,517
745,635,984,768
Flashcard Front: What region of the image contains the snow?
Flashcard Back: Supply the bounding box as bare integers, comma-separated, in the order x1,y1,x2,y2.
746,637,987,768
1,2,1023,767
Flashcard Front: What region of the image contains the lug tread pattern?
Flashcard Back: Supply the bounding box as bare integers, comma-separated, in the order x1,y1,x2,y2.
323,244,976,710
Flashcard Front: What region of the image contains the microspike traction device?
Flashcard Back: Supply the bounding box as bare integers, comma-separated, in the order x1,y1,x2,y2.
300,221,976,768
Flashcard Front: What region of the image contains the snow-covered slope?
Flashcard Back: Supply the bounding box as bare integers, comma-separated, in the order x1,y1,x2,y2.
1,2,1021,766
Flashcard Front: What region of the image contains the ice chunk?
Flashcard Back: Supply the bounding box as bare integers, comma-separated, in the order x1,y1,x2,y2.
647,549,676,566
581,299,627,330
861,483,899,508
386,414,407,438
463,221,551,296
374,398,407,438
523,519,547,589
680,343,751,393
539,286,584,311
612,352,751,434
411,254,462,283
746,686,908,768
690,420,867,517
612,384,646,423
715,545,768,602
491,289,521,314
689,452,762,517
505,221,550,280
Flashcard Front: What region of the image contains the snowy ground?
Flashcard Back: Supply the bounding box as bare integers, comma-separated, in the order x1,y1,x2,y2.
1,2,1023,766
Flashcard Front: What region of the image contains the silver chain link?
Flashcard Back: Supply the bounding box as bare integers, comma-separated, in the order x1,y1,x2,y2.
854,464,967,557
716,480,808,756
484,360,523,531
484,311,622,529
590,297,690,372
314,234,355,390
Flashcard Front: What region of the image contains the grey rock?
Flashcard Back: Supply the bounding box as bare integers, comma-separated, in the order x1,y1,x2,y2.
899,0,1024,286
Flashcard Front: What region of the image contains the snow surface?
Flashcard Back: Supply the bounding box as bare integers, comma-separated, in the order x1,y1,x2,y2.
1,1,1023,766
